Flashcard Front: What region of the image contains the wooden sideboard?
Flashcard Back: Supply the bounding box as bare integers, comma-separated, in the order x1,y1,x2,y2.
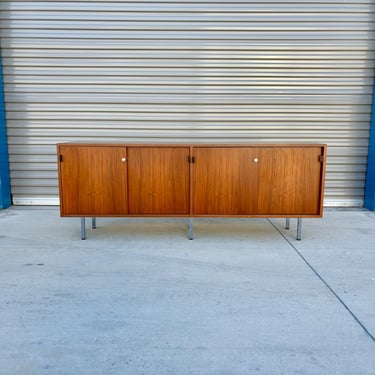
57,143,327,240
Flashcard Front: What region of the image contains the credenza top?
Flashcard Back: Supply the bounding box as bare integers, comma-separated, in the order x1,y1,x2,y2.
57,142,327,149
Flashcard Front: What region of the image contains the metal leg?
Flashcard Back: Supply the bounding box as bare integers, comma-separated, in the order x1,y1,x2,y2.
92,217,96,229
285,218,290,230
189,218,193,240
297,218,302,241
81,217,86,240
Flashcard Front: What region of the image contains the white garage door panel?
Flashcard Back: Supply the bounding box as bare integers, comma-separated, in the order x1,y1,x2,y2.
1,1,374,206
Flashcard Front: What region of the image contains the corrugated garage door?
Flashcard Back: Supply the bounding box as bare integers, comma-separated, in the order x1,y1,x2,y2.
1,1,374,206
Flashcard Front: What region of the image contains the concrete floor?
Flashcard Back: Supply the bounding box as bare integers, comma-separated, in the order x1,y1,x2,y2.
0,207,374,375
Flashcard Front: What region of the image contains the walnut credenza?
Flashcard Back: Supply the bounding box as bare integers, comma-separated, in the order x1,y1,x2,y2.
57,143,327,240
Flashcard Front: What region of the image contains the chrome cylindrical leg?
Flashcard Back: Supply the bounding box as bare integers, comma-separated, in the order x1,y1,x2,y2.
285,218,290,230
92,217,96,229
189,218,193,240
297,218,302,241
81,217,86,240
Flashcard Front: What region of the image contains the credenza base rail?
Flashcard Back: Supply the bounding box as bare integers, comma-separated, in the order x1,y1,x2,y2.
78,217,303,241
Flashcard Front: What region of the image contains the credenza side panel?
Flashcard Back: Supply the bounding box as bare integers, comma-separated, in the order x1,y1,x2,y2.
58,145,128,216
127,146,190,214
257,146,324,216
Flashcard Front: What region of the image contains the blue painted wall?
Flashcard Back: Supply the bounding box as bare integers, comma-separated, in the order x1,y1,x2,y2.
0,55,11,209
364,78,375,210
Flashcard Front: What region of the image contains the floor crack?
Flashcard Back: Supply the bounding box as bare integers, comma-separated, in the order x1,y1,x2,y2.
267,218,375,344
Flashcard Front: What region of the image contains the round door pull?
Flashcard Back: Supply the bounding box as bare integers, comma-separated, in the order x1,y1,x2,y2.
121,157,126,162
254,158,259,163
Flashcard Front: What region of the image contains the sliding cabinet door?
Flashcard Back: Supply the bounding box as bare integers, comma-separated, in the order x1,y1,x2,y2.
257,147,325,216
127,147,190,214
58,145,128,216
193,147,258,215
